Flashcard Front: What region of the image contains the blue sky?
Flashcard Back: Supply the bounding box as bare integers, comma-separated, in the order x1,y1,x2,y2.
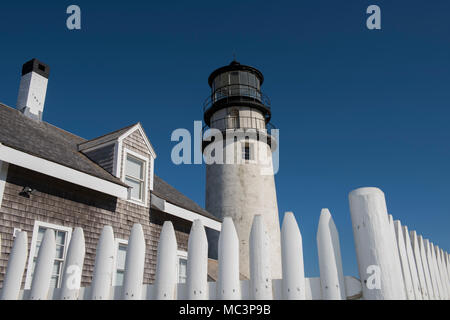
0,0,449,277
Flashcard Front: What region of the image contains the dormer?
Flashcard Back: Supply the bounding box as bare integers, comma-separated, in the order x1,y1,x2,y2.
79,123,156,207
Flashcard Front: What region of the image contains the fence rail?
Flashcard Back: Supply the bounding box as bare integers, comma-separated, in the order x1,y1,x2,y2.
0,187,449,300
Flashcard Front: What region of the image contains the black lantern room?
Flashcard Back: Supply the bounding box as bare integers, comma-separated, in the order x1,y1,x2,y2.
203,60,272,127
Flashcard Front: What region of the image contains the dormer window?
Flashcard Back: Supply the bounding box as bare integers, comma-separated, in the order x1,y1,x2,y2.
124,150,148,204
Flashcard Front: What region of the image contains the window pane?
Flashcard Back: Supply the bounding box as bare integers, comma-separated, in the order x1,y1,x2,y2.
242,144,253,160
222,73,229,86
56,231,66,246
53,261,61,275
239,71,248,85
117,244,127,270
239,72,249,96
178,258,187,283
249,73,256,87
126,177,142,200
50,276,58,289
230,71,239,84
115,270,124,286
56,244,65,259
230,72,239,95
126,156,143,180
37,227,46,242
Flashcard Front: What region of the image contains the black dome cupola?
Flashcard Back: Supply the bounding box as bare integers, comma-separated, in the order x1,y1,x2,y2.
203,60,271,126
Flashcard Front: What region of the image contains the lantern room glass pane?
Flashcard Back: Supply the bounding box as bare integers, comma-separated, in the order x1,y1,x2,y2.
249,74,257,98
230,71,239,95
239,71,249,96
248,73,256,88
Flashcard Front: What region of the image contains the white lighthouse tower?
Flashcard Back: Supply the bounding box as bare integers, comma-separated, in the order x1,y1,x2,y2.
203,60,282,279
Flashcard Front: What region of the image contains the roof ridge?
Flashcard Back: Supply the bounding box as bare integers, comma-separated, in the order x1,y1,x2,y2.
78,122,139,149
153,174,219,221
0,102,127,188
0,102,86,142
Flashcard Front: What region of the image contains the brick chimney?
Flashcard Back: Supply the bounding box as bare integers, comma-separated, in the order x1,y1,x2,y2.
16,58,50,121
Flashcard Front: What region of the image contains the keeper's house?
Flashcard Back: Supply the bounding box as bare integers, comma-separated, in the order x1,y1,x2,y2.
0,58,221,289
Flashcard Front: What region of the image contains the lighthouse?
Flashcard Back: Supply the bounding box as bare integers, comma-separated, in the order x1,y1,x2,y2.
203,60,282,279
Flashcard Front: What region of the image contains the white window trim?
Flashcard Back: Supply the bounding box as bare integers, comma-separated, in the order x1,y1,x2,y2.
25,221,73,289
112,238,128,287
113,124,156,190
149,156,155,191
121,148,149,207
0,160,9,208
176,250,188,284
119,125,157,159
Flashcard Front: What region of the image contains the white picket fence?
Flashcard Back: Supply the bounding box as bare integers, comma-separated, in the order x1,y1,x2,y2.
0,187,449,300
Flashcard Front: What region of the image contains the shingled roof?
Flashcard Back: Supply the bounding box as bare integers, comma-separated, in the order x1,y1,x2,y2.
78,123,137,151
0,103,127,187
152,175,220,222
0,103,216,220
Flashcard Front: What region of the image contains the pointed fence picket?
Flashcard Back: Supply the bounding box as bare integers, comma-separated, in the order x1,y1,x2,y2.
399,224,422,300
437,246,450,299
439,248,450,297
186,219,208,300
217,217,241,300
393,220,414,299
0,231,28,300
316,209,345,300
29,229,55,300
413,231,434,299
249,215,273,300
281,211,305,300
153,221,177,300
424,238,442,300
91,225,115,300
122,224,146,300
0,186,448,300
59,227,85,300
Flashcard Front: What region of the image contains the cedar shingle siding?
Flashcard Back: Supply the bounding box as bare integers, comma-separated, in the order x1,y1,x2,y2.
0,164,191,287
0,104,217,289
84,144,115,175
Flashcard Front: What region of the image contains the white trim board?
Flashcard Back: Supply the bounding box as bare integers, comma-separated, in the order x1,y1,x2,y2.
118,124,157,159
0,143,128,199
0,160,9,208
122,148,150,207
151,194,221,231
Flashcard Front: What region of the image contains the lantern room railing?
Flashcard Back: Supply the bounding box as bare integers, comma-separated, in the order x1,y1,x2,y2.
203,84,271,114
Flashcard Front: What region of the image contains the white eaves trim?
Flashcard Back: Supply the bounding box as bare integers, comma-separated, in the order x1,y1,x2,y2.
151,194,221,231
119,123,157,159
0,160,9,207
0,143,128,199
